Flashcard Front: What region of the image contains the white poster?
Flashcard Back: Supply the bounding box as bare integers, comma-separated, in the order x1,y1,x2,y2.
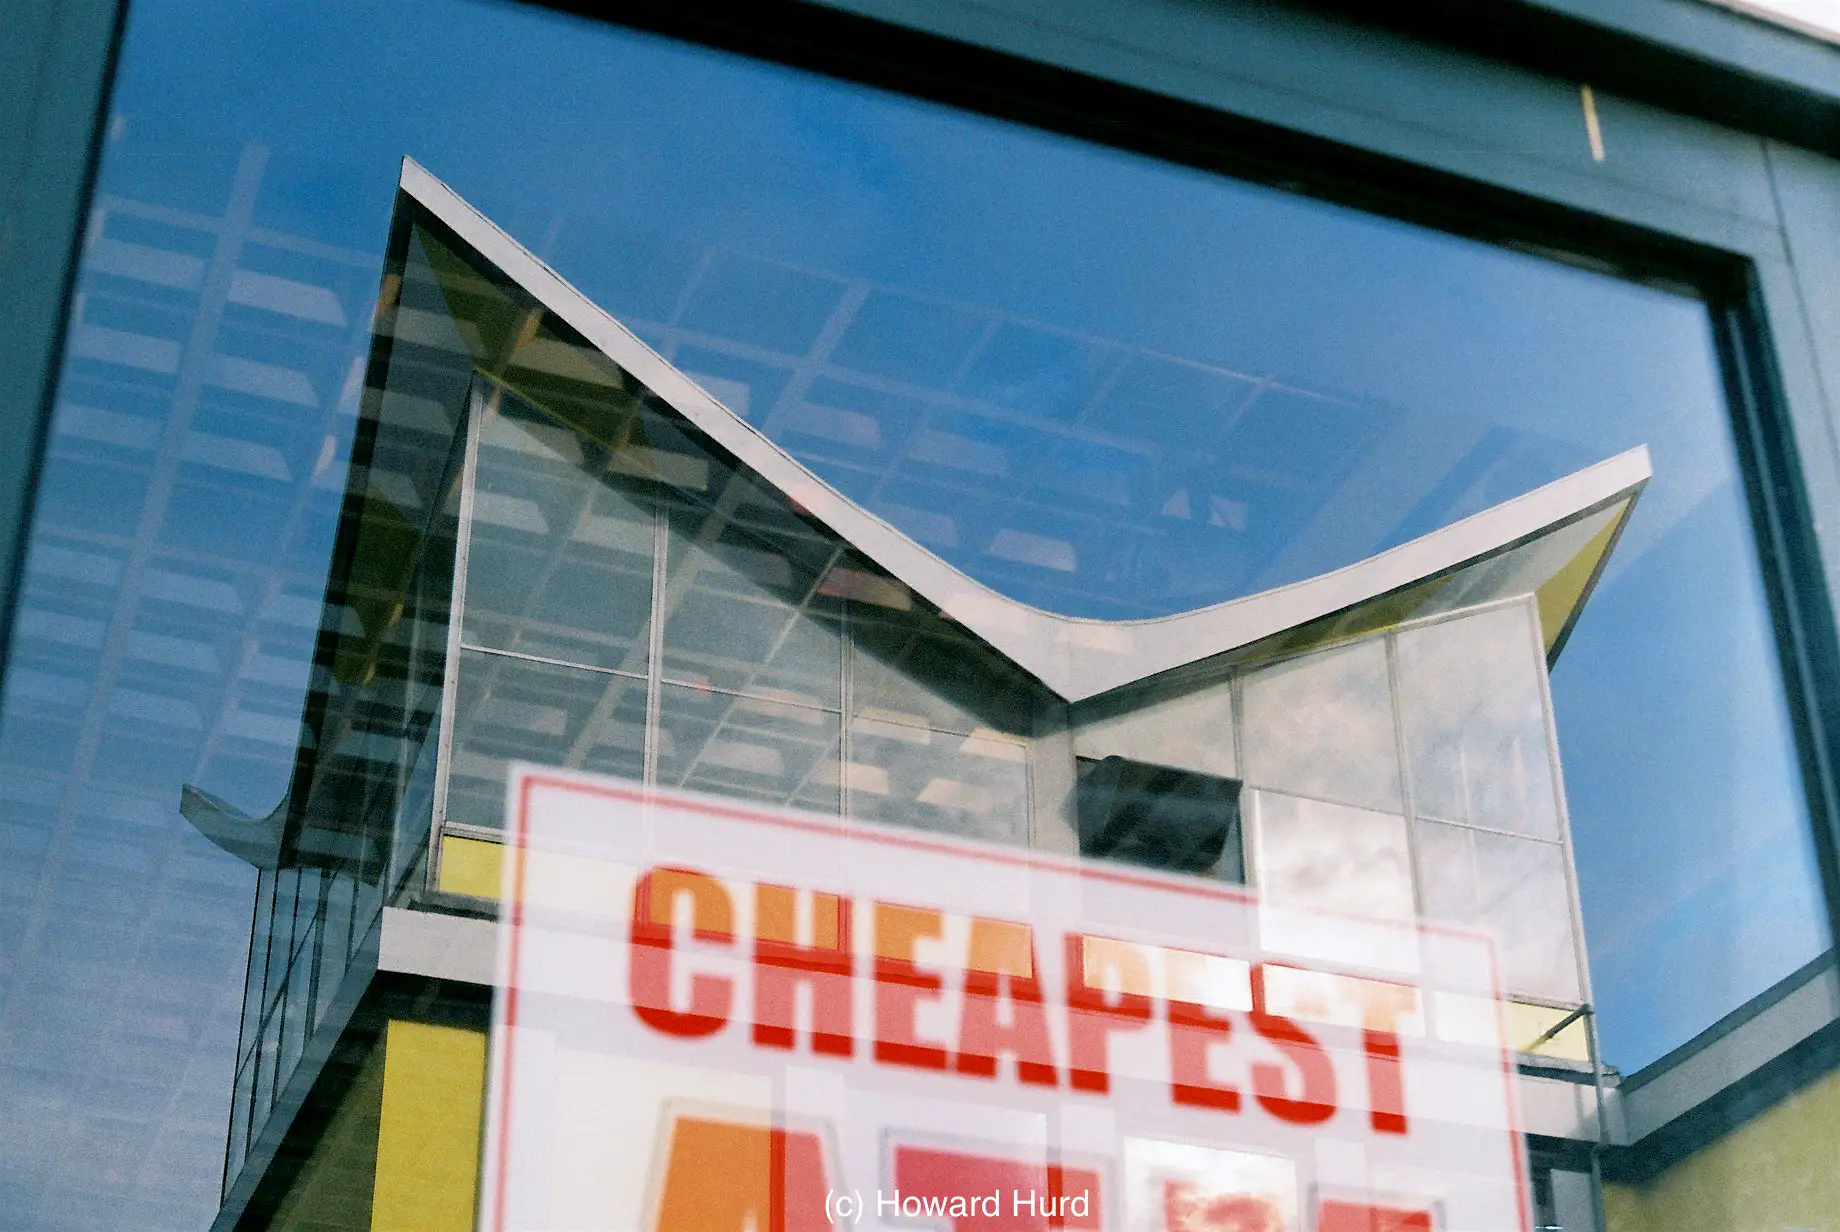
479,765,1528,1232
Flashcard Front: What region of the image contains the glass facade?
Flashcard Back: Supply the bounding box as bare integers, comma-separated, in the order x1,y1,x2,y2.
1,1,1835,1230
206,184,1619,1211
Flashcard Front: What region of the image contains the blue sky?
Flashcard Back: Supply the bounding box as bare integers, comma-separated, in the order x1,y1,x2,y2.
0,0,1827,1224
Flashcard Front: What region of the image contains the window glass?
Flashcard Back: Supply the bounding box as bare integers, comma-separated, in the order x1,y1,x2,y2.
847,714,1032,845
1072,680,1236,779
656,681,840,814
846,592,1042,740
1250,789,1416,923
1240,638,1402,813
1417,818,1582,1003
463,398,655,674
661,480,843,706
1249,787,1418,972
0,0,1830,1226
442,647,647,833
1396,603,1560,838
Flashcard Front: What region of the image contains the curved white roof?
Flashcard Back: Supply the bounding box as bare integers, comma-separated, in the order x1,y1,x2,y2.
402,159,1649,704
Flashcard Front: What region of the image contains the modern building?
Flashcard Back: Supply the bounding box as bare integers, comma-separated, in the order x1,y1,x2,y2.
10,3,1840,1232
178,162,1649,1230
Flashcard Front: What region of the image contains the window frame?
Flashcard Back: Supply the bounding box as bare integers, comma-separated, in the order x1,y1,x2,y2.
545,0,1840,1146
11,0,1840,1205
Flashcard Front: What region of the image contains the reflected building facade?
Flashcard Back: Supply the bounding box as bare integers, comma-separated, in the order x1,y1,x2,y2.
187,163,1646,1229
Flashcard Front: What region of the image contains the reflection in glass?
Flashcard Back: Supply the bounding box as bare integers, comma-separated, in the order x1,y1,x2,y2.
846,712,1030,844
441,648,647,832
1073,679,1236,778
9,4,1832,1224
1397,603,1559,838
462,395,655,674
662,476,842,707
656,681,839,814
847,582,1042,740
1475,829,1582,1004
1250,789,1415,923
1241,639,1401,812
1416,818,1580,1002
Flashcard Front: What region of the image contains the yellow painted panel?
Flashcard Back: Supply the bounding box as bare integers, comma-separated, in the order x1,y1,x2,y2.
1600,1182,1648,1232
372,1020,488,1232
1605,1063,1840,1232
1535,507,1624,651
1504,1000,1591,1064
440,833,505,900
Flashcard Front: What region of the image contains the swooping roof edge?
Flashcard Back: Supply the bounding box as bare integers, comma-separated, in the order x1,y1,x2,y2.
399,158,1650,703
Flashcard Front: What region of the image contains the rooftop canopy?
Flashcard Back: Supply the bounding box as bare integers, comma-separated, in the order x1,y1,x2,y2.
394,159,1646,703
179,158,1646,871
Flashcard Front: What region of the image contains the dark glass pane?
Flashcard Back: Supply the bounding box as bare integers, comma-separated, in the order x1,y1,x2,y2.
462,390,656,674
657,681,840,813
441,648,647,832
1075,754,1243,877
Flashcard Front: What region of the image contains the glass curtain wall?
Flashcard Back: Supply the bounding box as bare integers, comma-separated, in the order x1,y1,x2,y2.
344,199,1594,1047
1,1,1830,1227
1073,599,1588,1055
428,370,1056,882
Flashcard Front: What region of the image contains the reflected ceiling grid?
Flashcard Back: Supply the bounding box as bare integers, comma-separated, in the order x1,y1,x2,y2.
472,330,1014,808
460,372,855,786
660,533,847,793
464,385,649,666
3,143,382,1202
13,144,273,997
461,380,663,779
664,688,841,808
406,161,1649,706
630,242,1364,617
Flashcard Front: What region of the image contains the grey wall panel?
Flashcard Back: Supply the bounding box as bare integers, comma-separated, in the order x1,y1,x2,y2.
1765,140,1840,473
807,0,1787,250
1499,0,1840,102
1750,248,1840,591
1301,0,1840,157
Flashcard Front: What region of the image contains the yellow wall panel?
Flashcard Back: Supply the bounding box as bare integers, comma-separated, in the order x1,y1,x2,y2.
371,1020,488,1232
1503,1000,1591,1064
1534,511,1622,652
1604,1064,1840,1232
439,834,505,901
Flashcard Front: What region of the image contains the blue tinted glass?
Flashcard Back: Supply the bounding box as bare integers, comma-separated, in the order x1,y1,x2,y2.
0,0,1827,1225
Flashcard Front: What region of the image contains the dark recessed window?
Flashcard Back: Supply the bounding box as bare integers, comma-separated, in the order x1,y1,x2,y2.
1076,754,1244,881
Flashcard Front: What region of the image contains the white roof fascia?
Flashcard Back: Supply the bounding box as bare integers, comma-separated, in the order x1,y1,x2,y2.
398,159,1650,704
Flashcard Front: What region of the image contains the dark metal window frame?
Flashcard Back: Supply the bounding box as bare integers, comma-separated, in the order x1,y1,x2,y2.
436,0,1840,1176
575,0,1840,1014
11,0,1840,1192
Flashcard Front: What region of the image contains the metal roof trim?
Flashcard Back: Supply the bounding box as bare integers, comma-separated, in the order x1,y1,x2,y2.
399,157,1650,703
